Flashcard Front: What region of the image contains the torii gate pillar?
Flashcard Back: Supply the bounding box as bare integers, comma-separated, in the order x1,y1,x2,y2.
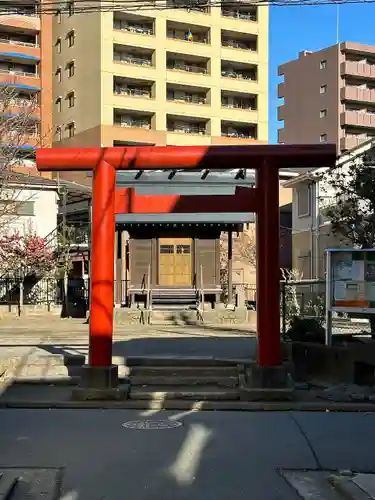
36,144,336,399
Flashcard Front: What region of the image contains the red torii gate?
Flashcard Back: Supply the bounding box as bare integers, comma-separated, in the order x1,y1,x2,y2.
36,144,336,393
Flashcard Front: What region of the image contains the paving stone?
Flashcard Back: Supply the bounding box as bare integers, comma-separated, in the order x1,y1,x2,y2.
0,468,61,500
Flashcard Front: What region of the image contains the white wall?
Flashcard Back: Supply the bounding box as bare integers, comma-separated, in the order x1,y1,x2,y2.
3,187,58,238
292,179,337,234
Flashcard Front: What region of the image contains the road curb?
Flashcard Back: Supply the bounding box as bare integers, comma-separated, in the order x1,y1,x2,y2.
1,399,375,411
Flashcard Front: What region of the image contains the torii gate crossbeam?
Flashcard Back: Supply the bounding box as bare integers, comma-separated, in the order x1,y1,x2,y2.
36,144,336,393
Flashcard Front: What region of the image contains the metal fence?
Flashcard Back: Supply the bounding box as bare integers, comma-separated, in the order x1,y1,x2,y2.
0,278,129,308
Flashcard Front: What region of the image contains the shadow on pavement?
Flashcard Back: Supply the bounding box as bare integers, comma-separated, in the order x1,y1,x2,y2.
34,335,258,361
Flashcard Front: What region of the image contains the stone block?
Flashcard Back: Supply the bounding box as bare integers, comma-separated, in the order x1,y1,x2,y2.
80,364,119,389
245,363,291,389
240,387,294,401
72,385,129,401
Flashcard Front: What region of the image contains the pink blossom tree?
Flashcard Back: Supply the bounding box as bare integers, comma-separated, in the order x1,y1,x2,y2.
0,232,57,277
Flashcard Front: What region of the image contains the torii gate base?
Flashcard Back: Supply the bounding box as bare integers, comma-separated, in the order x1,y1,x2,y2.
36,144,336,401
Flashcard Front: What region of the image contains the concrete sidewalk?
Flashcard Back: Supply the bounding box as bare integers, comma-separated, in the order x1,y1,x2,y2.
1,409,375,499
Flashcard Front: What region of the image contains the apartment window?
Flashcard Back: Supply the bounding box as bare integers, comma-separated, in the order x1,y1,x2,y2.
55,68,62,82
56,126,62,141
67,61,75,77
55,38,61,53
56,97,62,112
67,31,75,47
297,185,310,218
320,84,327,94
320,60,327,69
320,109,327,118
320,133,327,143
67,92,75,107
66,122,75,137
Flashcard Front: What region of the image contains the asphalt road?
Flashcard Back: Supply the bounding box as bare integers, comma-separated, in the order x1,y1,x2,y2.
0,409,375,500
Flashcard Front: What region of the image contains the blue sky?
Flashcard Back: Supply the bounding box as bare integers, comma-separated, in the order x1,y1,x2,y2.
269,2,375,143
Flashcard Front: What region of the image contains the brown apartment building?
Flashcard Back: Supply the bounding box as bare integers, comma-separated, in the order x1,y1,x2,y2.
0,0,52,174
278,42,375,153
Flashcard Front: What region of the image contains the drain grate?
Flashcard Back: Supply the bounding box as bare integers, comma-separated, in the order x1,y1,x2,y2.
122,419,183,430
0,468,61,499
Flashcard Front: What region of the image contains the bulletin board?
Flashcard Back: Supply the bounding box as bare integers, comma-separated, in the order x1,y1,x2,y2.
327,248,375,313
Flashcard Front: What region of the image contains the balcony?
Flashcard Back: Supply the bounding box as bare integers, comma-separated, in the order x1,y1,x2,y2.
341,86,375,104
0,5,38,17
167,115,208,135
341,110,375,128
221,120,257,140
167,59,208,74
221,91,257,110
0,63,37,76
0,37,40,61
114,76,153,99
113,13,154,36
277,82,284,98
0,5,40,33
166,0,210,13
221,61,257,82
166,53,210,86
341,61,375,80
114,109,154,130
221,7,257,22
113,76,156,112
167,84,208,106
221,30,257,51
113,45,154,77
340,135,372,151
167,21,210,44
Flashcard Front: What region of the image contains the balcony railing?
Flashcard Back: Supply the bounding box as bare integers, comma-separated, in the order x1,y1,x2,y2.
167,94,206,104
341,61,375,79
221,69,256,81
222,39,256,51
0,68,38,78
222,100,256,110
113,20,153,35
341,86,375,103
221,9,257,21
167,61,208,74
0,8,38,16
167,32,209,44
115,117,151,129
342,110,375,128
340,135,371,150
222,130,256,139
167,1,210,12
168,123,206,135
114,53,152,67
114,86,152,98
0,38,38,48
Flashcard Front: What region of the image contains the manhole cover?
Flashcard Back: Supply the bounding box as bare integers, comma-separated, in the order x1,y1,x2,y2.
122,419,183,430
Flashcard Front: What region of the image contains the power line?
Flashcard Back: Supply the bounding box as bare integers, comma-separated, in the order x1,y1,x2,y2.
0,0,374,14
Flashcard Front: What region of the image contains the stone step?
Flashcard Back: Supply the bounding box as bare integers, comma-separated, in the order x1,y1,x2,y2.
124,356,246,367
130,375,238,387
130,385,240,401
129,365,239,377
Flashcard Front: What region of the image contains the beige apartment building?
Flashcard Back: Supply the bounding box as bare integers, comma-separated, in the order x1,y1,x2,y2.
278,42,375,153
52,1,268,184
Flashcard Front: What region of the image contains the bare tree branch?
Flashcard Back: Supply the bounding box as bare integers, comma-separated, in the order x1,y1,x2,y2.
0,84,44,233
